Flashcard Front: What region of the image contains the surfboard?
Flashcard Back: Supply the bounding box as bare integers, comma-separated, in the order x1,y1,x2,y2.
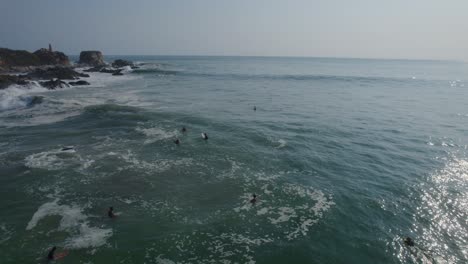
54,251,68,260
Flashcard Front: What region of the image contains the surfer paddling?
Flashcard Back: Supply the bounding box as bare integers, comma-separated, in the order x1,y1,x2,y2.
47,246,56,260
108,206,116,218
250,194,257,204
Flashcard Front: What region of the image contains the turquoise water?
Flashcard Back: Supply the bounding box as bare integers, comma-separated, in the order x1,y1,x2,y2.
0,56,467,263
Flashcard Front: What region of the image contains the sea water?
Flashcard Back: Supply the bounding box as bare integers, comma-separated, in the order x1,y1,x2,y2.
0,56,467,263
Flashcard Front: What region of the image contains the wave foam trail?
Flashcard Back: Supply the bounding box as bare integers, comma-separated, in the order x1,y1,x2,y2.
136,126,179,144
26,199,112,249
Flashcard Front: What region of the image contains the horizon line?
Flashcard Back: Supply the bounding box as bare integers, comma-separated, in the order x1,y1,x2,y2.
65,53,463,63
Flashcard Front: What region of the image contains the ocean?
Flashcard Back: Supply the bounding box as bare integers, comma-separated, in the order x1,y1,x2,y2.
0,56,467,263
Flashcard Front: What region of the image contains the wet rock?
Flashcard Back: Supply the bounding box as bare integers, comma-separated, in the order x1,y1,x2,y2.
27,67,83,80
39,79,69,89
112,59,133,68
68,80,90,86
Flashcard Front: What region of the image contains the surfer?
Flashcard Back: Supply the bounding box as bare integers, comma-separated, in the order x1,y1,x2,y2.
174,138,180,145
404,237,415,247
108,206,115,218
47,246,68,261
181,127,187,133
202,133,208,140
47,246,57,260
250,194,257,204
254,106,256,111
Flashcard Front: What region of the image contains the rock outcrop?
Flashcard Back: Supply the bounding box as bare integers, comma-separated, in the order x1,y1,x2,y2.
0,48,41,68
112,59,133,68
79,51,105,66
27,67,88,80
33,48,70,66
0,47,70,72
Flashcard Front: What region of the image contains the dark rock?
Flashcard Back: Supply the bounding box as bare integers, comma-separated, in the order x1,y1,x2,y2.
112,59,133,68
130,66,140,69
112,70,123,76
39,79,69,89
68,80,90,86
27,67,83,80
33,48,70,65
0,75,30,89
78,73,90,78
79,51,105,66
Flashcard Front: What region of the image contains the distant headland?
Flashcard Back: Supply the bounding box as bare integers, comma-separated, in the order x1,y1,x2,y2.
0,45,137,89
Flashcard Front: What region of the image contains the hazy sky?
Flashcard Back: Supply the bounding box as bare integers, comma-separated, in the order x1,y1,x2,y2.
1,0,467,60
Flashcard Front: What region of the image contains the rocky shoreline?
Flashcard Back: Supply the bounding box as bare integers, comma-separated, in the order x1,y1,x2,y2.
0,47,136,90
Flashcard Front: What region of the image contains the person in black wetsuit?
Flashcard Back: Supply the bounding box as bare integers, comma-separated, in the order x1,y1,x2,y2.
181,127,187,133
250,194,257,204
174,139,180,145
202,133,208,140
108,207,115,218
254,106,256,111
404,237,415,247
47,246,57,260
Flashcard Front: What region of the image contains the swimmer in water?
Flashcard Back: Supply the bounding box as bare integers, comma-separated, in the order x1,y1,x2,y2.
250,194,257,204
254,106,256,111
404,237,415,247
108,207,115,218
202,133,208,140
174,138,180,145
182,127,187,133
47,246,57,260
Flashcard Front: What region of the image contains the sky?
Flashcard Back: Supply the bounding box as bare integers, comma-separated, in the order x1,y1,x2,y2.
0,0,467,60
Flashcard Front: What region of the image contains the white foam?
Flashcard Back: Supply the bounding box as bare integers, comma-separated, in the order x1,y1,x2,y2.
136,126,179,144
24,147,78,170
118,150,192,173
75,68,139,88
0,83,47,111
26,199,85,230
64,223,113,249
276,139,287,148
268,207,297,224
27,199,112,249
